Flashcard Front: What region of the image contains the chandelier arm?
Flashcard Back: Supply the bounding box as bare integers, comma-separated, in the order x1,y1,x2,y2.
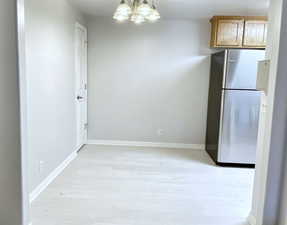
154,0,159,7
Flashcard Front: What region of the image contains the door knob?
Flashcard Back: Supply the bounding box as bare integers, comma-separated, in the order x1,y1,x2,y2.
77,96,84,100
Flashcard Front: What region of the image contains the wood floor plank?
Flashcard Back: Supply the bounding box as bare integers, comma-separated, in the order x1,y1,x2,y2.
31,145,254,225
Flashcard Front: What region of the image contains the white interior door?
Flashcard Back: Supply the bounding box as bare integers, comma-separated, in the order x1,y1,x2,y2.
75,23,88,149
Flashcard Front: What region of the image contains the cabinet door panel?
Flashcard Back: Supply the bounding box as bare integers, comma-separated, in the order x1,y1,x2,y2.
243,20,268,48
216,19,244,47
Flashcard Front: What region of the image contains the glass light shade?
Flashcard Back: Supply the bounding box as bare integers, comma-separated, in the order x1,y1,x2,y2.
131,13,145,24
114,1,132,16
137,0,152,17
113,13,129,22
130,14,136,21
113,0,160,24
146,8,160,22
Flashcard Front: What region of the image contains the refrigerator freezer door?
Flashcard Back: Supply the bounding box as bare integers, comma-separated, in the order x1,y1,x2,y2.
225,49,266,90
219,90,261,164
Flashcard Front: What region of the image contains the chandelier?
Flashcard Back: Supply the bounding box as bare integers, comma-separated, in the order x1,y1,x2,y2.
113,0,160,24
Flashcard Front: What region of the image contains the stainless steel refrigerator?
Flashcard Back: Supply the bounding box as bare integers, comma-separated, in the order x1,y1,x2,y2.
206,49,265,166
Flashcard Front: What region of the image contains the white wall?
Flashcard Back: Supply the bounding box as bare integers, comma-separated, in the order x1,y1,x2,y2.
0,0,24,224
87,18,211,145
25,0,86,191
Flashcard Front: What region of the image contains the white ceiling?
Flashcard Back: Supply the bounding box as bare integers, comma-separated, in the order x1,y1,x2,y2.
68,0,269,19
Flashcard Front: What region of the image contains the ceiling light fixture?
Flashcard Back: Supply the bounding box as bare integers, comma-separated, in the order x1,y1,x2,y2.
113,0,160,24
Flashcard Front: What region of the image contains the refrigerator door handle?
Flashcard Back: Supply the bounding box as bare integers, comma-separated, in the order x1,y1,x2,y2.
222,50,229,89
218,89,226,161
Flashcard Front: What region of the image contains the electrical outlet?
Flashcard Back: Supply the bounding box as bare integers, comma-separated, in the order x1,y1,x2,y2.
39,160,45,173
157,129,164,136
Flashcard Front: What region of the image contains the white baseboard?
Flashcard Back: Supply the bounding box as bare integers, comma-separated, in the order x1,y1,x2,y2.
248,214,256,225
29,150,78,203
87,140,205,150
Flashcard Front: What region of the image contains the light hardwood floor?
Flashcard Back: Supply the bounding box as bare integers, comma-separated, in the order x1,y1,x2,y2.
31,145,254,225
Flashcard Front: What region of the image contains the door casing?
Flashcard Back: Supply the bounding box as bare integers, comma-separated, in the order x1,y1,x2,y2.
75,22,88,150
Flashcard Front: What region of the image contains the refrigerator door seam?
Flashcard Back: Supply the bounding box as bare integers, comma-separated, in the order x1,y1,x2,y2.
223,88,259,91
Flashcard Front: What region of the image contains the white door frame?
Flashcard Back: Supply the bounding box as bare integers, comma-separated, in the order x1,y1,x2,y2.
75,22,88,150
17,0,30,224
248,0,287,224
14,0,287,224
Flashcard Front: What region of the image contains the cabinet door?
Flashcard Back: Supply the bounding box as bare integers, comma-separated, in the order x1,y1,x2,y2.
216,19,244,47
243,20,268,48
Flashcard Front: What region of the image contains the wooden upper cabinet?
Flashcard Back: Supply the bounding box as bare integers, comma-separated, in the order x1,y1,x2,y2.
243,20,268,48
210,16,268,49
216,19,244,47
